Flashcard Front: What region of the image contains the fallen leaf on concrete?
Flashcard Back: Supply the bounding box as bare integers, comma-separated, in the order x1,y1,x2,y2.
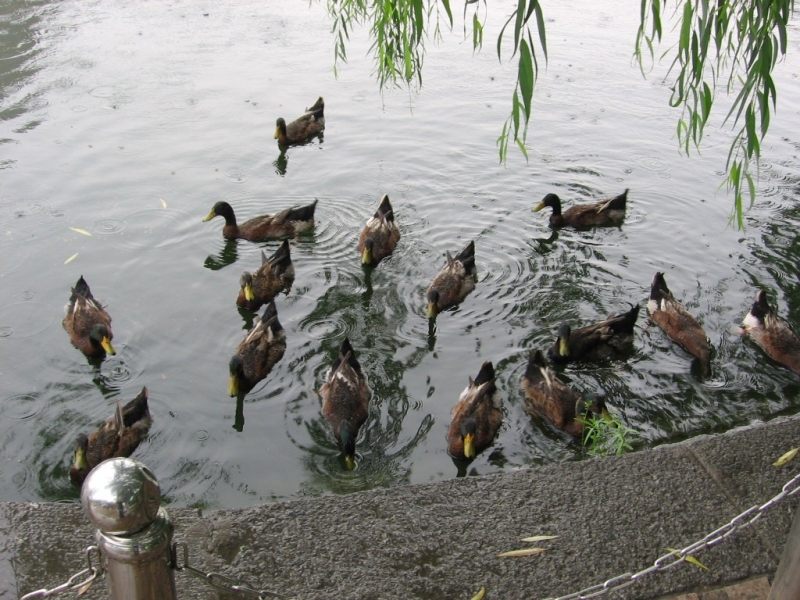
470,587,486,600
64,252,78,264
498,548,547,558
69,227,92,236
520,535,559,542
773,447,799,467
666,548,709,570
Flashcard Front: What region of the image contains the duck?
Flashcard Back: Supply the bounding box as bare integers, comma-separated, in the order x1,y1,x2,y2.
447,361,503,460
62,275,116,359
357,194,401,267
648,272,711,374
521,350,609,437
741,289,800,374
547,304,640,363
426,240,476,319
203,199,317,242
533,189,628,228
229,301,287,397
236,240,295,311
274,96,325,146
69,386,152,485
319,337,371,470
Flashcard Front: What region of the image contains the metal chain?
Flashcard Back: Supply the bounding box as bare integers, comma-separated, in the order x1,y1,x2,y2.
172,541,288,599
544,470,800,600
20,546,103,600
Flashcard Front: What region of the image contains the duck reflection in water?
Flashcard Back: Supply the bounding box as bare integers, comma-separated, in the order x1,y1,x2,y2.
204,238,239,271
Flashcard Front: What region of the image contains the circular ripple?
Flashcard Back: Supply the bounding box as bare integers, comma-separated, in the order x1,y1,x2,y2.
0,301,55,340
2,393,46,420
114,208,187,251
0,244,30,277
91,218,127,235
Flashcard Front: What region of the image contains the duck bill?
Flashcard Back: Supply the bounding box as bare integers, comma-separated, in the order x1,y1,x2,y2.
202,210,217,222
532,201,545,212
244,283,255,302
101,337,116,356
273,126,282,140
344,454,356,471
361,247,372,266
463,433,476,459
73,446,89,470
600,408,613,422
426,302,438,320
228,375,239,397
558,337,569,357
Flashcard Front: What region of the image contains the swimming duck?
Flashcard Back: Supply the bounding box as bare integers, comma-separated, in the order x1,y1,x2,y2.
533,189,628,228
62,275,116,359
319,337,371,470
236,240,295,311
357,194,401,267
547,304,640,363
274,96,325,146
203,199,317,241
69,386,152,485
521,350,609,437
741,290,800,374
447,361,503,460
648,272,711,374
229,302,287,397
426,240,476,319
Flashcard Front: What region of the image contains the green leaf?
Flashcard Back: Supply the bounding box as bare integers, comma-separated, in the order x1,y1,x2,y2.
439,0,453,27
518,39,534,120
513,0,526,56
534,1,547,60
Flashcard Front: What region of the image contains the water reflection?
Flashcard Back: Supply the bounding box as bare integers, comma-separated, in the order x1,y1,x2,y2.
204,239,239,271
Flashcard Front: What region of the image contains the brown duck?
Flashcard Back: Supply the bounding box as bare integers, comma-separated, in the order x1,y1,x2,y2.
426,240,476,319
447,361,503,460
274,96,325,146
648,272,711,374
63,275,116,359
533,189,628,228
203,199,317,241
229,302,287,397
237,240,295,311
69,386,152,485
741,289,800,374
357,194,401,267
521,350,609,437
319,337,371,470
548,304,640,364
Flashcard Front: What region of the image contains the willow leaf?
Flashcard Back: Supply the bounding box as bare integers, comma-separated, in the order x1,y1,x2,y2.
773,447,800,467
499,547,547,558
518,39,534,120
439,0,453,27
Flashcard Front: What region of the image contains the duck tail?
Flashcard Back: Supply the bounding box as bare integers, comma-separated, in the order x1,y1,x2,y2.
608,189,628,211
262,301,283,334
749,289,772,323
306,96,324,118
613,303,640,333
455,240,476,275
524,349,548,380
649,272,671,301
71,275,93,301
286,199,317,222
121,387,150,428
267,239,292,271
473,361,495,386
376,194,394,222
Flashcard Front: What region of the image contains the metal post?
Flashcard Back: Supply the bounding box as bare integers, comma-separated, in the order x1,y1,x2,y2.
81,457,178,600
768,500,800,600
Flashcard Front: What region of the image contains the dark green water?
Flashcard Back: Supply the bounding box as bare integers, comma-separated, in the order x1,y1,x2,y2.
1,1,799,508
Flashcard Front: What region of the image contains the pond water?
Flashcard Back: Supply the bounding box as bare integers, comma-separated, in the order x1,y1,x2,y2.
1,0,799,509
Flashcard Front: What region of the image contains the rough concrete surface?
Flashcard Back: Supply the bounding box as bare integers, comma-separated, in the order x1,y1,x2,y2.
4,414,800,600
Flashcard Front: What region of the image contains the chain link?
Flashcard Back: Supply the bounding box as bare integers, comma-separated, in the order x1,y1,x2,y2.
172,541,288,599
544,471,800,600
20,546,103,600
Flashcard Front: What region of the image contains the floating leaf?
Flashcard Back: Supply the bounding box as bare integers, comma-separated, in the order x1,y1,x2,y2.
470,588,486,600
498,547,547,558
69,227,92,236
160,198,168,208
666,548,709,570
773,447,800,467
64,252,79,264
520,535,558,542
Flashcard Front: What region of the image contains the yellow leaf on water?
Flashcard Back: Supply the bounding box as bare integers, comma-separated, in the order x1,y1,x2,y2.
64,252,78,264
498,547,547,558
69,227,92,236
470,588,486,600
520,535,559,543
666,548,709,570
773,447,800,467
160,198,168,208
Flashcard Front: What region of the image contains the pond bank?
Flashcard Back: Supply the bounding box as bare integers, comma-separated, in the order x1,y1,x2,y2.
5,414,799,599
